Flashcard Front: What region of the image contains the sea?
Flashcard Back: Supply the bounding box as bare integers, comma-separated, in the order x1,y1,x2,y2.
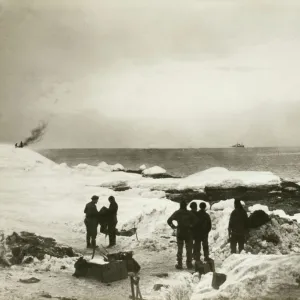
39,147,300,180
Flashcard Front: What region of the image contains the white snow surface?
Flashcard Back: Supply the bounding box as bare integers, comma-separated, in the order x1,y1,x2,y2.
142,166,167,176
191,254,300,300
0,144,299,300
139,164,147,171
178,167,281,190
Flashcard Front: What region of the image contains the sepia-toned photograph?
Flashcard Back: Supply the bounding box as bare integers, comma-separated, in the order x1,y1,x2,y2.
0,0,300,299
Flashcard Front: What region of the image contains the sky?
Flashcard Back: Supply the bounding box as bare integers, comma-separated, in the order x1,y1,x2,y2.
0,0,300,148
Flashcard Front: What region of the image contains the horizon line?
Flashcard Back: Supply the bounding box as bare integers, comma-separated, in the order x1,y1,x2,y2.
35,146,300,151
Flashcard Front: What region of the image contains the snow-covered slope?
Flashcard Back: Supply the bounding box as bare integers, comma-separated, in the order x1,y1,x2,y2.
191,254,300,300
178,167,281,190
1,145,299,300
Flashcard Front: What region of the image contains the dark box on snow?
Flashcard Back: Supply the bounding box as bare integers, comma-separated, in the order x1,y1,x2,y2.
86,260,128,283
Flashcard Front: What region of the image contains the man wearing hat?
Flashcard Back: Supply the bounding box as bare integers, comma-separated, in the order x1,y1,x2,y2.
84,195,99,248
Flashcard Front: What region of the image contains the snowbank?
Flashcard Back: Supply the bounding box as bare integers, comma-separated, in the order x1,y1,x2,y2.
1,145,300,300
211,198,245,211
139,164,147,171
178,167,281,190
191,254,300,300
142,166,167,176
111,163,125,171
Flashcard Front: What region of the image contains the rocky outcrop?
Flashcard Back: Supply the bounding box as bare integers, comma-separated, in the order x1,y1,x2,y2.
143,173,181,179
164,181,300,214
248,210,271,228
123,169,180,178
165,189,208,202
3,231,78,266
245,215,300,254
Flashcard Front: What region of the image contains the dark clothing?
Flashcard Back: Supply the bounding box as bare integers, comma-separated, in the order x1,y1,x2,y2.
228,207,248,254
196,210,212,237
84,201,99,219
107,201,118,223
190,210,198,239
108,222,117,246
193,236,209,261
168,209,198,265
84,201,98,247
84,218,98,247
228,208,248,235
192,209,211,261
167,209,198,239
230,233,245,253
107,201,118,246
177,237,193,265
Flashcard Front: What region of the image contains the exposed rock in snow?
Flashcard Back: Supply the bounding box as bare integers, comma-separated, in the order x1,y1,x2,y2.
248,210,270,228
4,232,78,265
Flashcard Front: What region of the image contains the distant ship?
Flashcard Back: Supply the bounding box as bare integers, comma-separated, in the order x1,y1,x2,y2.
232,143,245,148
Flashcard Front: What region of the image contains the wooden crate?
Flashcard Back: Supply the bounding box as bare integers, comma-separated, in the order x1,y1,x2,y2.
101,260,128,283
86,260,128,283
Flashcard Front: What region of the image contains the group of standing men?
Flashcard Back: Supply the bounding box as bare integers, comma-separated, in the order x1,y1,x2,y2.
167,198,249,270
167,201,212,269
84,195,118,249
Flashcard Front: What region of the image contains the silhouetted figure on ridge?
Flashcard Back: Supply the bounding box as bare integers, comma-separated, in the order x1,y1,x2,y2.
228,199,249,253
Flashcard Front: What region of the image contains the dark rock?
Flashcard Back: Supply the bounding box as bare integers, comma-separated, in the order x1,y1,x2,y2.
143,173,181,179
6,232,78,265
112,186,131,192
263,231,281,245
60,265,67,270
153,284,169,291
125,170,143,175
280,180,300,190
41,293,52,298
165,189,208,202
248,210,271,228
23,256,34,264
19,277,40,284
151,273,169,278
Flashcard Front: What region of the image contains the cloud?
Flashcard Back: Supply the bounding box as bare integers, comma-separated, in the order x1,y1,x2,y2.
0,0,300,147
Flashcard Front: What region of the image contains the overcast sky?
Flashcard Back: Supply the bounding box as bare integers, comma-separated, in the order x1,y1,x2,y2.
0,0,300,148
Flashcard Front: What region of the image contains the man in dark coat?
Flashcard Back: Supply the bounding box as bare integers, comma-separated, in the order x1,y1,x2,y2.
228,199,249,253
84,195,99,248
194,202,212,261
107,196,118,248
167,201,198,270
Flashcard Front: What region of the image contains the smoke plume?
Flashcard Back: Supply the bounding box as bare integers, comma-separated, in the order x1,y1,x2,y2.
23,121,48,146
